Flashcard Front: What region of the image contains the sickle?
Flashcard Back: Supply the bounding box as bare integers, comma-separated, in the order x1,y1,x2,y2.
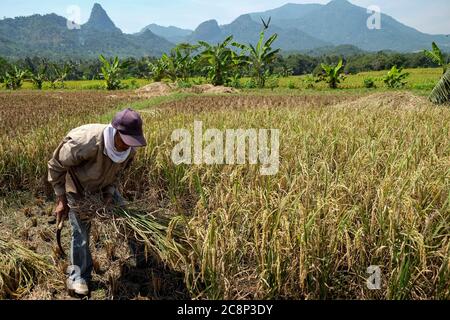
56,215,66,258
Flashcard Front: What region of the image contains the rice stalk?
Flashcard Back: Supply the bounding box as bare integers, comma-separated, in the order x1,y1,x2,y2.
0,237,54,299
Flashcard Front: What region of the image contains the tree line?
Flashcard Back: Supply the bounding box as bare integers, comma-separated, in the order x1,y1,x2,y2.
1,49,444,83
0,23,448,104
274,49,447,76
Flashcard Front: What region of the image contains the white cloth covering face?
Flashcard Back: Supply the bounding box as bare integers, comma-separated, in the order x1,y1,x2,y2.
103,124,131,163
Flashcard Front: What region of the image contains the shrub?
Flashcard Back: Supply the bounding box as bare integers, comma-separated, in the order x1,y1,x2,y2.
245,79,257,89
363,78,376,88
177,80,192,89
383,66,409,88
288,81,297,89
303,74,316,89
266,73,280,91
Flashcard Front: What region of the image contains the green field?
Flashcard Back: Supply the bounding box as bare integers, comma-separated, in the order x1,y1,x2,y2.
6,78,151,91
2,68,442,97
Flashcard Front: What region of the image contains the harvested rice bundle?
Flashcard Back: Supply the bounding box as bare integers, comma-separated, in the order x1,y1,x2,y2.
0,237,53,299
56,194,188,270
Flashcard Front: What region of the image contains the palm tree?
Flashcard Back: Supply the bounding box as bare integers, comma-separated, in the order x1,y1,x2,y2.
424,42,448,74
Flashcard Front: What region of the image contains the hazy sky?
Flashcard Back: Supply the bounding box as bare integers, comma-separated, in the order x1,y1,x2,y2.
1,0,449,35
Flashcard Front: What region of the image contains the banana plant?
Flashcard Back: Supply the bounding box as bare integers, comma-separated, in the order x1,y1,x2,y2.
99,55,125,90
48,62,73,89
148,43,199,83
319,59,345,89
429,68,450,104
242,31,280,88
28,64,48,90
383,65,409,88
424,42,448,74
3,66,28,90
172,43,199,82
150,54,177,82
280,65,293,78
148,55,170,82
197,35,240,86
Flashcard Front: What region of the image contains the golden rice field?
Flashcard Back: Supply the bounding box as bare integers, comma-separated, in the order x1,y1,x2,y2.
0,88,449,300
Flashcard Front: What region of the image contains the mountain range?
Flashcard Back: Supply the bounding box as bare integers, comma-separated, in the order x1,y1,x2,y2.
0,4,173,59
249,0,450,52
0,0,449,59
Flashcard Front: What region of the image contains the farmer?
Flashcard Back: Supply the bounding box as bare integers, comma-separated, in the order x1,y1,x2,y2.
47,108,147,296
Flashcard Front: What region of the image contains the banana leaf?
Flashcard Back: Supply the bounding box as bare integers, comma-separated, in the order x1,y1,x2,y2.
429,68,450,104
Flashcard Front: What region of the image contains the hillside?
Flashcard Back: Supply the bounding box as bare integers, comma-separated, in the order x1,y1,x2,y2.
0,4,174,59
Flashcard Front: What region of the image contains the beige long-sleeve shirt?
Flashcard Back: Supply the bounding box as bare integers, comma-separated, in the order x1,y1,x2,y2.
48,124,136,197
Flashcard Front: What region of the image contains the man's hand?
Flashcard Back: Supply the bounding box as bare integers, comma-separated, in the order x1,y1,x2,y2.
55,195,69,226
